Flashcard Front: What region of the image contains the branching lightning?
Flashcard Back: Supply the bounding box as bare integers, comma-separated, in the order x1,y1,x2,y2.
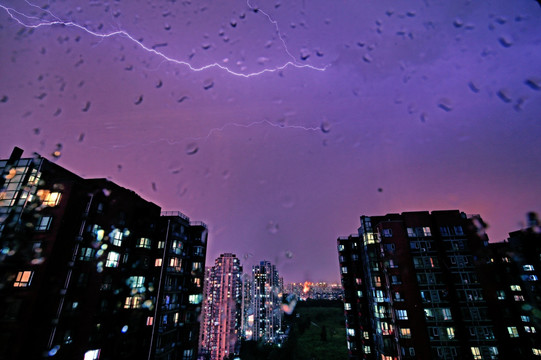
0,1,328,78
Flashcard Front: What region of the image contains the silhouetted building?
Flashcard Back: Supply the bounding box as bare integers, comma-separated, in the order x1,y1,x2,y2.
198,253,242,360
0,147,207,360
338,210,499,360
250,260,282,344
479,220,541,359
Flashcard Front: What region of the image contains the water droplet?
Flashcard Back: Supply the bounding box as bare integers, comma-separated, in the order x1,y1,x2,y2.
377,188,383,192
78,133,85,142
222,170,230,180
33,128,40,135
300,49,310,61
53,108,62,116
186,143,199,155
177,96,189,103
0,95,8,103
280,194,295,209
438,99,453,112
102,189,112,196
203,79,214,90
151,182,157,191
156,80,163,88
82,101,91,112
468,81,480,93
453,18,464,28
230,19,237,27
52,144,62,159
320,120,331,133
525,78,541,91
134,95,143,105
498,35,513,48
121,325,128,333
243,252,253,260
201,42,211,50
497,89,512,103
285,251,293,259
266,221,279,234
362,54,373,63
48,345,60,356
420,112,428,122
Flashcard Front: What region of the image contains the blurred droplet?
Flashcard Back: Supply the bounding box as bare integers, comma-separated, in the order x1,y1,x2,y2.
48,345,60,356
52,144,62,159
280,194,295,209
377,188,383,192
78,133,85,142
102,189,111,196
420,112,428,122
468,81,480,93
222,170,230,180
134,95,143,105
0,95,8,103
186,143,199,155
121,325,128,333
362,54,373,63
82,101,91,112
525,78,541,91
151,182,157,191
33,128,40,135
498,35,513,48
178,96,188,103
156,80,163,88
53,108,62,116
300,49,310,61
438,99,453,112
285,250,293,259
243,252,253,260
320,120,331,133
453,18,464,28
203,79,214,90
497,89,512,103
266,221,279,234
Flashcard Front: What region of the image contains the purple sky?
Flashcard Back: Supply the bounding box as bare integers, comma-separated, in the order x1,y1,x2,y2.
1,0,540,283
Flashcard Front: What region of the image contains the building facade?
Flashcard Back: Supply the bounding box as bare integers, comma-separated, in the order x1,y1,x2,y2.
0,147,207,360
338,210,499,360
198,253,243,360
250,260,282,344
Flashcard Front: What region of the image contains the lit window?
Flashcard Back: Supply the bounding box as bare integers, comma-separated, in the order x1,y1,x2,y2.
347,328,355,336
110,229,123,246
37,190,62,206
454,226,464,235
36,216,52,231
442,308,453,320
13,271,33,287
423,227,432,236
374,276,382,287
341,266,348,274
382,228,392,237
400,328,411,338
514,295,525,302
344,303,352,311
522,315,531,322
363,345,371,353
523,265,535,271
446,327,455,339
338,244,345,251
193,277,201,287
471,347,482,360
84,349,101,360
78,247,95,261
510,285,522,291
525,326,536,333
497,290,506,300
124,295,143,309
507,326,519,338
192,262,201,271
146,317,153,326
136,238,151,249
169,257,181,271
396,309,408,320
157,241,165,249
128,276,145,289
188,294,202,304
155,258,162,267
105,252,120,267
533,348,541,356
407,228,415,237
363,331,369,339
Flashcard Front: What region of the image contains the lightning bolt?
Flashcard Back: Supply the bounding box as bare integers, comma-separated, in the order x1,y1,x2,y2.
0,1,329,78
109,119,324,150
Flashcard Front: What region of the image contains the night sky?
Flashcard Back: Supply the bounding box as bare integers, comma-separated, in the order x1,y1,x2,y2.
1,0,540,283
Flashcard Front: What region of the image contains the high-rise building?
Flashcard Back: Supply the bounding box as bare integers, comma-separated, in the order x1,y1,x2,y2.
251,260,282,344
0,147,207,360
338,210,499,360
198,253,243,360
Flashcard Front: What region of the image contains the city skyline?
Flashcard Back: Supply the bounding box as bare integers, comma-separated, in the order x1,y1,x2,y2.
1,0,541,283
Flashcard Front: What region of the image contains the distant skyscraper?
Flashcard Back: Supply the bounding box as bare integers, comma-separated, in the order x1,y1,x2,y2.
251,260,282,344
0,147,207,360
198,253,242,360
338,210,499,360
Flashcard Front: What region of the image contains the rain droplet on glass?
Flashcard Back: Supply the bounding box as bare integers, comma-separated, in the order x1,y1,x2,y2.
186,143,199,155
